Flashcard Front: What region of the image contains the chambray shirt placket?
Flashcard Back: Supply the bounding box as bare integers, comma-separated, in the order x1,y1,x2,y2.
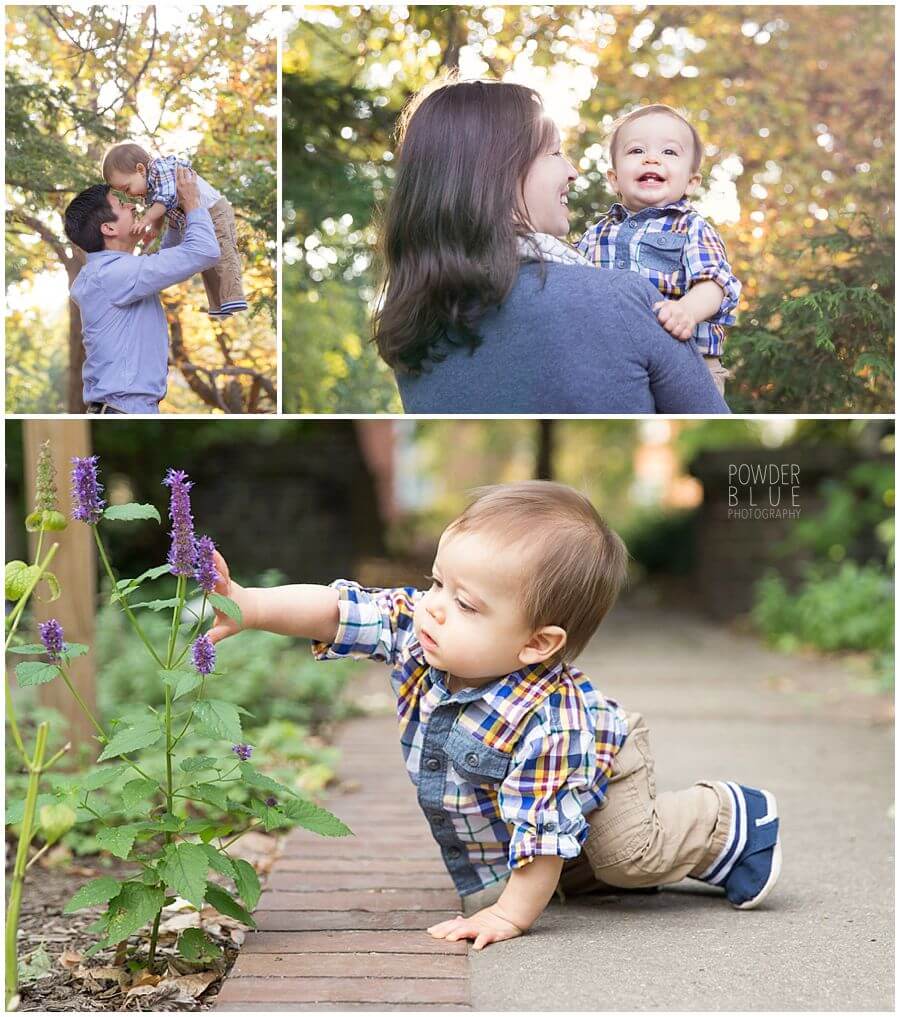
614,207,657,272
416,684,483,895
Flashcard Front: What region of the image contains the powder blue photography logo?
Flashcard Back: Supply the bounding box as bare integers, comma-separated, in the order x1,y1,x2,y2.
728,463,801,520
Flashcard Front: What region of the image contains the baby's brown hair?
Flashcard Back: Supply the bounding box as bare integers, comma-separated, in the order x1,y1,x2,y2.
446,481,629,662
101,142,151,182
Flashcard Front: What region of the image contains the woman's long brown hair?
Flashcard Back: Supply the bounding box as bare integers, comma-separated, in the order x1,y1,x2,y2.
373,80,556,373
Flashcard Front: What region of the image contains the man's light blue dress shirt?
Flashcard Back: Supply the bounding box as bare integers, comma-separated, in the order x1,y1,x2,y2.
69,208,220,413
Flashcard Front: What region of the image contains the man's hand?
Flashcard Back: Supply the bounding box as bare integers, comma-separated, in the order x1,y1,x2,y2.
427,905,525,951
653,299,697,341
176,166,201,213
206,550,257,644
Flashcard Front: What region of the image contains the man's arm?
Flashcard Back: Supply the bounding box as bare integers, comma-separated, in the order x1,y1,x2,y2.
109,168,220,305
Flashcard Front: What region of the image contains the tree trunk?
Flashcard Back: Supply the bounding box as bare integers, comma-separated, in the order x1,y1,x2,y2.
536,420,555,480
23,420,98,762
65,252,86,413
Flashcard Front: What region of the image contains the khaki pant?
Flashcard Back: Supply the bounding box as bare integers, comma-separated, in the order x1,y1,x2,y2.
462,712,733,915
202,198,246,313
703,355,730,397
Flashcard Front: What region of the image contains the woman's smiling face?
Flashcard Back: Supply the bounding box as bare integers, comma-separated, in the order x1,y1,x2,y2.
519,125,577,237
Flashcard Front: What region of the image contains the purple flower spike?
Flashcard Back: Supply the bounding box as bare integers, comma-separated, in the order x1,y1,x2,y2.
162,469,197,578
39,619,65,661
195,535,219,594
71,456,106,524
264,796,277,808
191,634,216,676
232,743,253,761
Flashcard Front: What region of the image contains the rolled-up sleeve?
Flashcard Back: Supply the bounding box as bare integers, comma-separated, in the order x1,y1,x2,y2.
311,581,421,665
684,216,741,325
498,719,596,870
147,158,179,213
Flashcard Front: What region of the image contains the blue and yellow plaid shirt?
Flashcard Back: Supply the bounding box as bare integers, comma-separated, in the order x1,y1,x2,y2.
312,581,628,897
578,199,741,357
147,155,191,230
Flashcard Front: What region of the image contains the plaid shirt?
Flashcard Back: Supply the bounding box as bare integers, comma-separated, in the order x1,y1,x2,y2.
146,155,191,230
312,581,629,897
578,199,741,356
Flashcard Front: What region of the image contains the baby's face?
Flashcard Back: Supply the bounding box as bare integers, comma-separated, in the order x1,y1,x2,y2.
413,528,540,686
107,166,147,199
607,112,701,212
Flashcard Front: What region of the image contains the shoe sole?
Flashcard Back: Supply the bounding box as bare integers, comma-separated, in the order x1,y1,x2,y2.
734,789,781,910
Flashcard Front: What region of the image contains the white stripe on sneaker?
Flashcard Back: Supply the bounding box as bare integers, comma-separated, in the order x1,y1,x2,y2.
698,781,747,884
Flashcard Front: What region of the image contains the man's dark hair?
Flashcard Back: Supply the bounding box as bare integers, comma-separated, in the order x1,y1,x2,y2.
63,184,117,253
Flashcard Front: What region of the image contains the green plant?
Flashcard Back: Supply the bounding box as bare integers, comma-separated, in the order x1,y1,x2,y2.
6,453,352,988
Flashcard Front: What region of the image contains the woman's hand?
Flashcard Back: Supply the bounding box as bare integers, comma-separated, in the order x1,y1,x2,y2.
206,549,257,644
427,905,525,951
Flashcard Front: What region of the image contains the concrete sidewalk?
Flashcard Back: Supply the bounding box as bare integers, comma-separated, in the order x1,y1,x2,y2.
470,601,894,1011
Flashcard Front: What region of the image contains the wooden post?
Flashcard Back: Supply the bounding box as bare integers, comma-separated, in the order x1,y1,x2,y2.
23,420,98,759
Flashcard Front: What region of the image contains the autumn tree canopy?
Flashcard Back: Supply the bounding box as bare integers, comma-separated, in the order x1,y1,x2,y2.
6,5,278,414
283,4,894,414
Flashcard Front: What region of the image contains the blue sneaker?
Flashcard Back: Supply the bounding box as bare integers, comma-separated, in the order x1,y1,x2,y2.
697,782,781,909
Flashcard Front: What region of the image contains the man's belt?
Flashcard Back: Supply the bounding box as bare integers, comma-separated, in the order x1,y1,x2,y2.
85,402,125,415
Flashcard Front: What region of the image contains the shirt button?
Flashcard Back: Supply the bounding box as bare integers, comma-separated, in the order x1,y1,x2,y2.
616,259,626,268
447,846,461,860
425,757,440,771
544,822,557,833
628,221,637,228
658,236,668,246
465,752,479,767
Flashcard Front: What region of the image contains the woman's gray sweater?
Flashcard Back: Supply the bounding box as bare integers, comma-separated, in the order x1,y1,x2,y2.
396,264,731,414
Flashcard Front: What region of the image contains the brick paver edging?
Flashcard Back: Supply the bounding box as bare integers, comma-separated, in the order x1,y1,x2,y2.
214,709,472,1010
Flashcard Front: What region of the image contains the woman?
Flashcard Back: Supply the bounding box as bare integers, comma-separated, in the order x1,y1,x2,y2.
373,80,729,414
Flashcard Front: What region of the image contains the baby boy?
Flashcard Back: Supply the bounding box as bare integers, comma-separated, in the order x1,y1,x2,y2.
102,142,247,320
208,481,780,949
579,105,741,396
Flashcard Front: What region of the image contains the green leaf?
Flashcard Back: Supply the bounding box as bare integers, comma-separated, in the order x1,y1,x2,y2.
208,593,243,625
204,883,256,928
131,598,181,612
7,643,49,654
190,783,229,810
194,700,242,743
179,756,219,773
200,843,237,880
15,661,60,687
135,814,185,834
238,763,298,801
121,778,159,810
159,668,202,700
105,883,165,946
96,825,139,860
248,799,293,831
102,503,161,523
159,842,208,910
18,944,52,983
79,765,129,791
178,928,222,962
37,571,61,602
63,876,122,914
113,564,172,600
61,643,89,659
280,797,353,838
97,722,162,762
39,803,76,845
233,859,261,910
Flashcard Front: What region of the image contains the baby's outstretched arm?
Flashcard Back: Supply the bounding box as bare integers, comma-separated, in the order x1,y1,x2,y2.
427,855,564,950
654,279,725,341
206,550,339,645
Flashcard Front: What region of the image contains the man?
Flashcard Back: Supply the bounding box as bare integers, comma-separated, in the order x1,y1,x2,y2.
63,167,220,414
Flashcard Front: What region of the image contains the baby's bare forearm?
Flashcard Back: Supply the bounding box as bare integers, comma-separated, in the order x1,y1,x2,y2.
145,202,167,222
679,279,725,322
493,855,564,931
242,584,340,643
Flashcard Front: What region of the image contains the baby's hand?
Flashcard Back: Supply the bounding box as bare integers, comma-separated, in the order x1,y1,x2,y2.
206,550,255,644
427,906,524,951
653,300,697,341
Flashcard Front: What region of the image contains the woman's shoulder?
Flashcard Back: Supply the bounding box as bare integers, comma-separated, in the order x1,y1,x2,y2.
517,261,660,304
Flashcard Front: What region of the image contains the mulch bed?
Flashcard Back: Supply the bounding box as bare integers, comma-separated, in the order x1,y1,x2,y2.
9,833,279,1012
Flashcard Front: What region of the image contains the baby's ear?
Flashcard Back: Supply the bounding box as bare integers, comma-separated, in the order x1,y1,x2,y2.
684,171,702,197
518,626,567,666
136,163,146,175
606,167,619,194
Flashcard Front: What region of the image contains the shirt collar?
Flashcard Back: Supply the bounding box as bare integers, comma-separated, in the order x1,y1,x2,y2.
85,248,134,263
608,197,693,222
432,658,566,714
